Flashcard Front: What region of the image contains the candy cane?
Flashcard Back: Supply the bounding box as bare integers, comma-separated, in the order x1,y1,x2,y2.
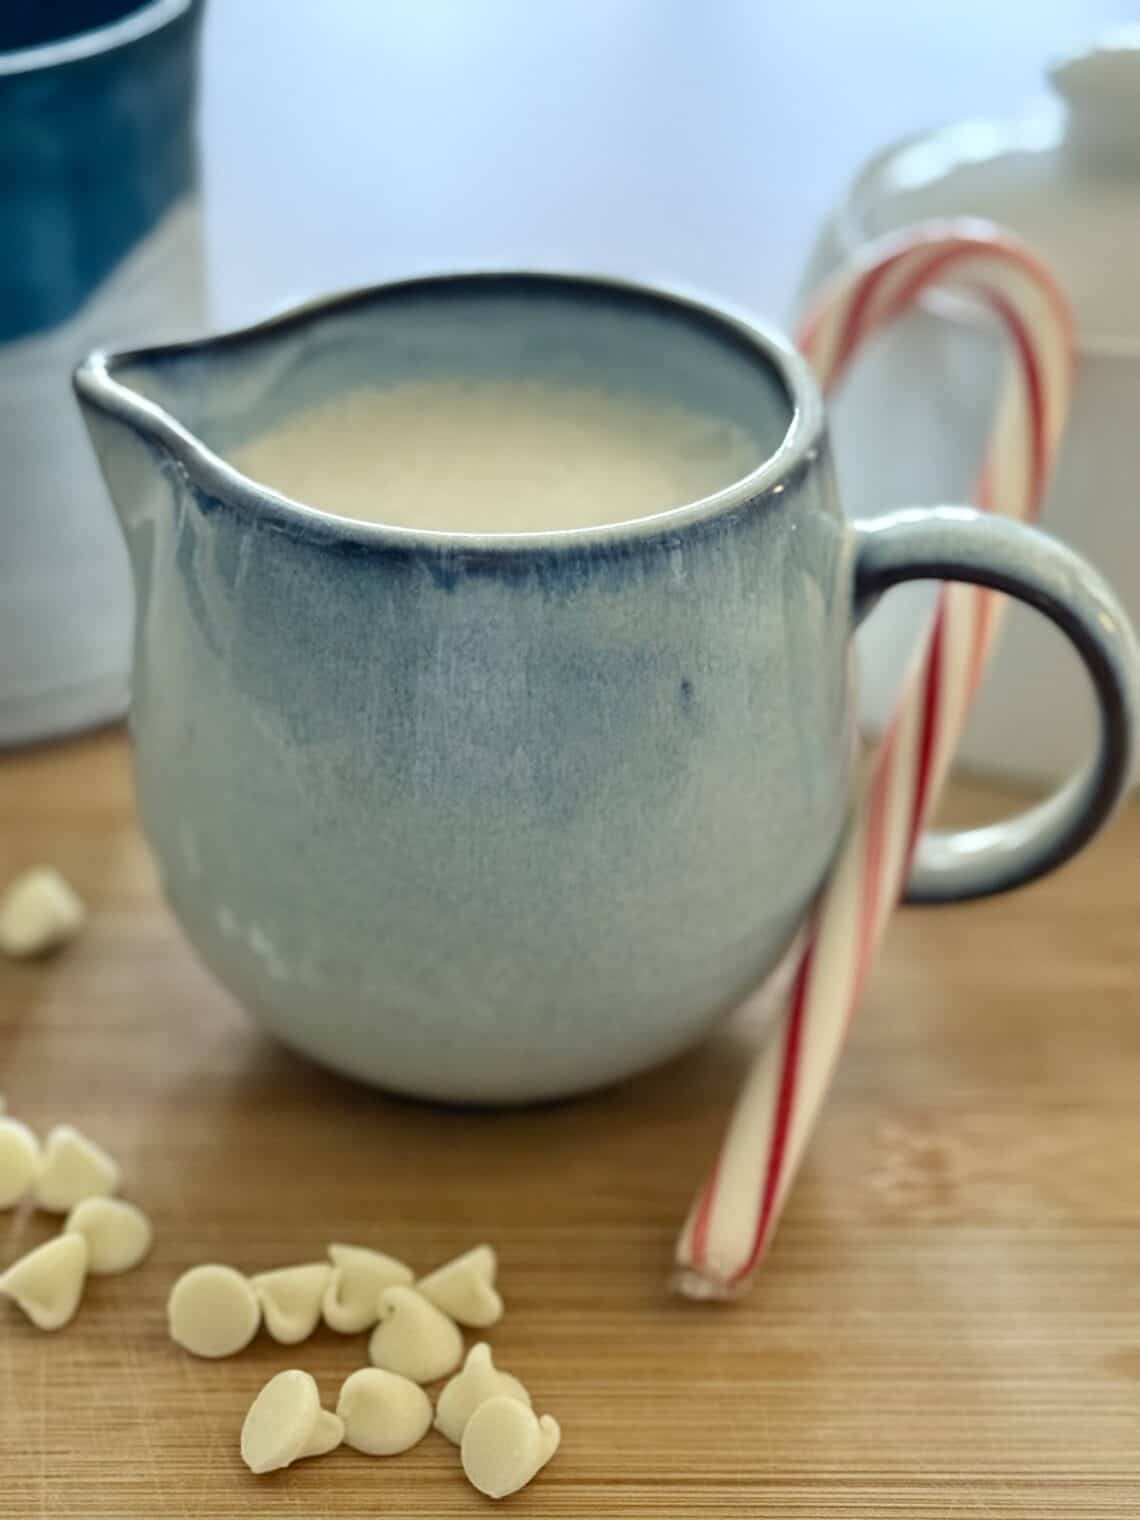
673,223,1075,1299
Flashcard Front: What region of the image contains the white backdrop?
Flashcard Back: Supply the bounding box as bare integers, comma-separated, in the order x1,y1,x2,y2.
200,0,1134,328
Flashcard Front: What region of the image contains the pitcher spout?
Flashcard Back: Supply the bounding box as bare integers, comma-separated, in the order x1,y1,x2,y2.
74,348,196,541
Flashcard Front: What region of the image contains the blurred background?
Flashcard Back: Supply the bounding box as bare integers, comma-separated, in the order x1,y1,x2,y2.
202,0,1135,325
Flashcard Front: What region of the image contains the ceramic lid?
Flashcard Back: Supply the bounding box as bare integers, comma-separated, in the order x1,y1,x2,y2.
837,30,1140,353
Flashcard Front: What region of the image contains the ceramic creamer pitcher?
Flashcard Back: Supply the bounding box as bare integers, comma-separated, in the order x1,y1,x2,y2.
74,274,1138,1103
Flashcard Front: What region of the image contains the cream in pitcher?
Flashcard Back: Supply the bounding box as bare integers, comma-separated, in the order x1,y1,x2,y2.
231,378,760,533
74,273,1138,1103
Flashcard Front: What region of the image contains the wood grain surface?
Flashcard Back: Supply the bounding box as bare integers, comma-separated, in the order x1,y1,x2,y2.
1,729,1138,1518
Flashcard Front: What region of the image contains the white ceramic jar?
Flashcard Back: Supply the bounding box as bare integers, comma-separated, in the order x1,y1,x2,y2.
802,31,1140,785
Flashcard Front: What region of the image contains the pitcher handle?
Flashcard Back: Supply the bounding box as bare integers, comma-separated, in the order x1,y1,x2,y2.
854,506,1139,902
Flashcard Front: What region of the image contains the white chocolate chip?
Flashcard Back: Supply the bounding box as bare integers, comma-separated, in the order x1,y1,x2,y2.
0,1117,40,1208
461,1396,561,1499
64,1197,153,1274
336,1367,433,1456
435,1342,532,1445
0,868,86,959
168,1263,261,1357
252,1262,332,1344
417,1244,503,1328
302,1406,346,1460
0,1230,89,1330
241,1369,344,1474
322,1243,413,1333
33,1124,120,1213
368,1285,463,1383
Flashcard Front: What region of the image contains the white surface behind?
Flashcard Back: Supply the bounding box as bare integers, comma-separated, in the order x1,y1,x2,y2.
200,0,1134,328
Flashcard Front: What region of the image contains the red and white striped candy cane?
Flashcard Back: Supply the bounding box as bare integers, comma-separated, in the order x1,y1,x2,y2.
673,223,1077,1299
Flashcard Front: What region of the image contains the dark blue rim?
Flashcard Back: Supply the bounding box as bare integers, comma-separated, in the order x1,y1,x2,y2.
74,269,826,556
0,0,194,73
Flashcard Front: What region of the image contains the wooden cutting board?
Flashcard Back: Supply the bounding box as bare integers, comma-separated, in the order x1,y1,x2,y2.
2,730,1139,1517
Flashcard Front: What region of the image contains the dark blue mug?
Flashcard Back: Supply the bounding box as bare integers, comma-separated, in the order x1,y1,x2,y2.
0,0,205,743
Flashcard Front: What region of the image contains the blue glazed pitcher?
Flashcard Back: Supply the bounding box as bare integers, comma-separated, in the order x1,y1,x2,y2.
74,274,1138,1102
1,0,205,743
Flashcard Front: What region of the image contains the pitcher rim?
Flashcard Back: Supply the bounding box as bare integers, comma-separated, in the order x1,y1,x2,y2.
0,0,197,76
74,269,826,555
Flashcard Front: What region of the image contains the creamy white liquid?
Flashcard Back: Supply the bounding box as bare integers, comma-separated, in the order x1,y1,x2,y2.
230,378,760,533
